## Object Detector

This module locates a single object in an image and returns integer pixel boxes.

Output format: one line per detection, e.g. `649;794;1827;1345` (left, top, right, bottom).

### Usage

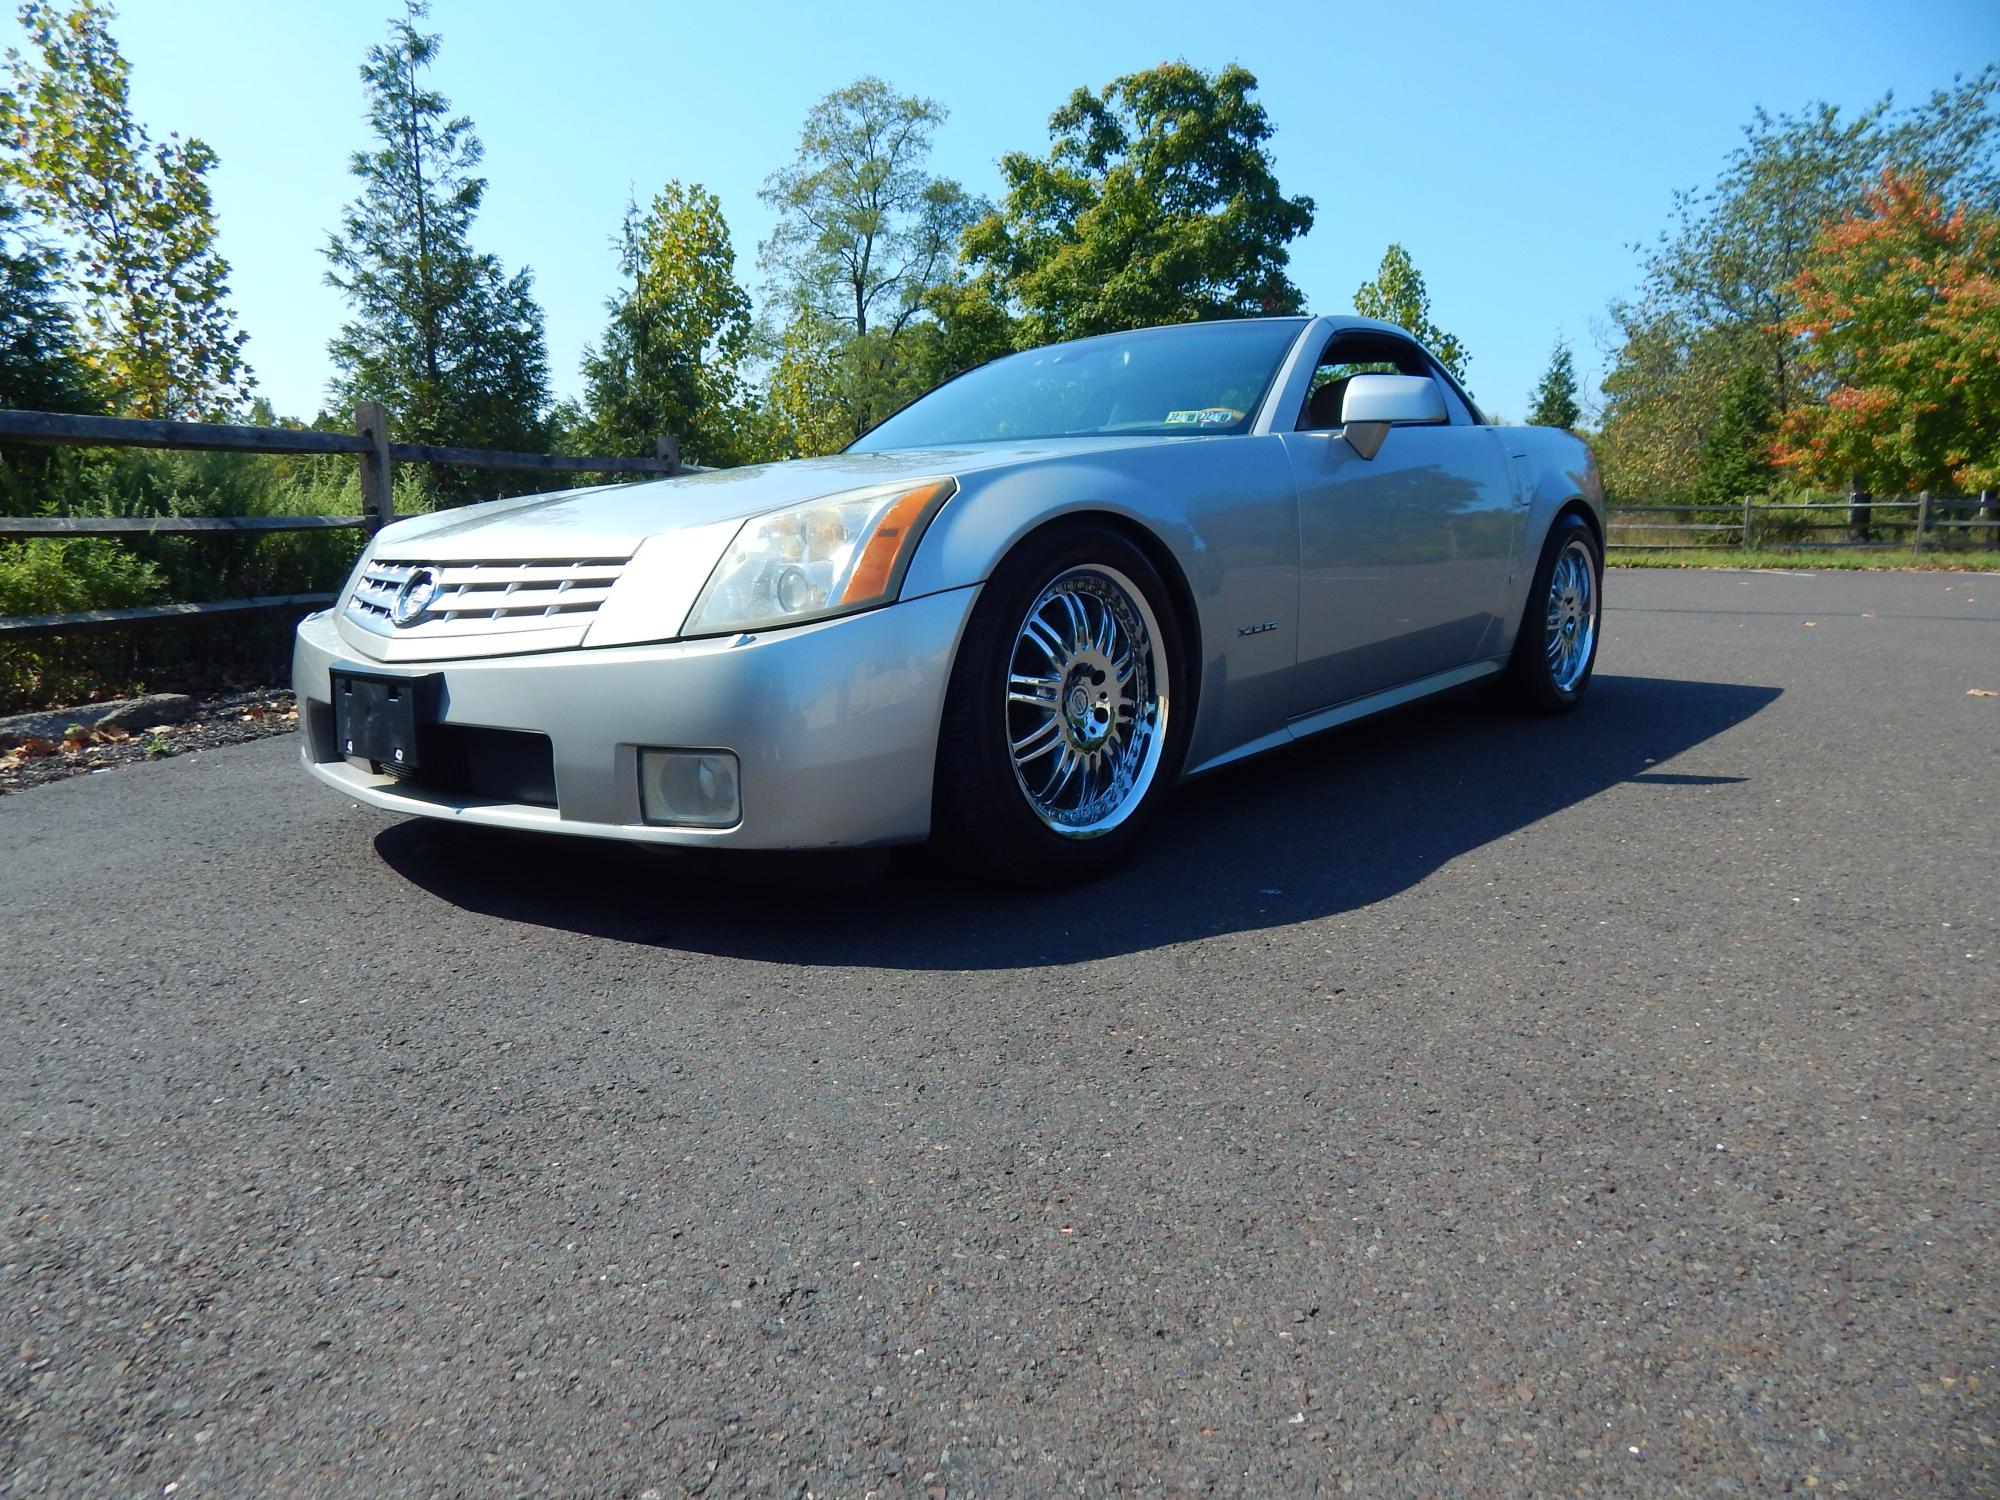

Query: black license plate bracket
331;671;440;771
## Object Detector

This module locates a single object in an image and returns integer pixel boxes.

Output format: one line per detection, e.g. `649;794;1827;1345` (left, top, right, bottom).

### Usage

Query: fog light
638;749;741;828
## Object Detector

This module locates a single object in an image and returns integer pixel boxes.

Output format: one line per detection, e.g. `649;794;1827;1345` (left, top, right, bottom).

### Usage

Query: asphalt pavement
2;568;1995;1497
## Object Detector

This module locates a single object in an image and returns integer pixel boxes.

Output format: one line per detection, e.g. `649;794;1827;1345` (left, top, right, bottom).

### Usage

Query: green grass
1611;547;2000;571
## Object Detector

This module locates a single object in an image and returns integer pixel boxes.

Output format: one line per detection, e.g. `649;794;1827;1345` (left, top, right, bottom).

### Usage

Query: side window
1295;332;1439;430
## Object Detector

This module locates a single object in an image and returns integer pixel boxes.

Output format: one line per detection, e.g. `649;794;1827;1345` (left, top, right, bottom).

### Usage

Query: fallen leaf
1802;620;1817;627
15;737;59;759
1970;688;1999;698
0;753;20;771
96;725;131;743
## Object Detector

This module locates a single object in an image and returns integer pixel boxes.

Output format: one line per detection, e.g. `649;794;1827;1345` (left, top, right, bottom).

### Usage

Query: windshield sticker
1164;407;1245;428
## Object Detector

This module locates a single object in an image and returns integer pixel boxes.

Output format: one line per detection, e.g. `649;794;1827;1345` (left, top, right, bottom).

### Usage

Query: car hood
370;438;1177;561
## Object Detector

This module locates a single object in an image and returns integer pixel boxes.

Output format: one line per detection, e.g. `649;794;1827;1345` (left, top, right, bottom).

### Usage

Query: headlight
682;478;956;636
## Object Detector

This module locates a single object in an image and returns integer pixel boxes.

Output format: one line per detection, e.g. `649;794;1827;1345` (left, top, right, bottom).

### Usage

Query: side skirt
1284;659;1503;743
1180;658;1503;779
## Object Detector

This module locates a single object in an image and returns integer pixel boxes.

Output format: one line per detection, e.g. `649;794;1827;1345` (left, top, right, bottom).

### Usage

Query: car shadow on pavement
373;673;1780;969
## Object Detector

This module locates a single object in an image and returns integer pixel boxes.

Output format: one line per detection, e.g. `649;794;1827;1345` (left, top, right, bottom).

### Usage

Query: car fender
900;435;1302;776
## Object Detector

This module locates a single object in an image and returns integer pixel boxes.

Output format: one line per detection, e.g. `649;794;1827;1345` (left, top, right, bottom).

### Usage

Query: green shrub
0;438;539;711
0;537;162;707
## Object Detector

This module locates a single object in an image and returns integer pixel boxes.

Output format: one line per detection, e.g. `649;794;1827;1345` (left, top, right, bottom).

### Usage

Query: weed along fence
1608;489;2000;554
0;404;682;640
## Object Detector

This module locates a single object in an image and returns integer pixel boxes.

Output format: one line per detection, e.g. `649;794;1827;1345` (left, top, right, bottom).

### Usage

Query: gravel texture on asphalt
0;569;1994;1497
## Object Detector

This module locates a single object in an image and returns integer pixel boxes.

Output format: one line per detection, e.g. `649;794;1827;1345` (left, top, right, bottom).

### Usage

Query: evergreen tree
1352;244;1469;384
323;1;549;470
1526;337;1580;430
1694;359;1777;509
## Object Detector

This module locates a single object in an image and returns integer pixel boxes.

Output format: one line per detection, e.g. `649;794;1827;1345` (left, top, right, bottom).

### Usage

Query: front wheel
1500;512;1602;713
934;525;1188;884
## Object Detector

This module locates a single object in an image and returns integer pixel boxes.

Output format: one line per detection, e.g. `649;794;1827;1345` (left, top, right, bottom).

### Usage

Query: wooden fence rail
0;403;682;640
1608;490;1999;553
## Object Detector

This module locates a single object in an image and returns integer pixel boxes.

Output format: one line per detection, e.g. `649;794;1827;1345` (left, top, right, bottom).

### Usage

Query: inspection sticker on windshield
1164;407;1243;427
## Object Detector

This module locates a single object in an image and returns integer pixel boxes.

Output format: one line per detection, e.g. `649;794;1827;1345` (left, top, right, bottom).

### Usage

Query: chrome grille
345;555;630;640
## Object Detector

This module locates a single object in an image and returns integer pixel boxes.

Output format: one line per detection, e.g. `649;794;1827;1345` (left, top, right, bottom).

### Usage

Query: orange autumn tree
1774;171;2000;495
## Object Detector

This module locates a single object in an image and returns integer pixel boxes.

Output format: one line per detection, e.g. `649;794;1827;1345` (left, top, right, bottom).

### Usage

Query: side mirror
1340;374;1447;460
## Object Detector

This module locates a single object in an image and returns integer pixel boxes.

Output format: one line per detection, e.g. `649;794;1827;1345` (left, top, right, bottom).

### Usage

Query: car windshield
848;318;1309;451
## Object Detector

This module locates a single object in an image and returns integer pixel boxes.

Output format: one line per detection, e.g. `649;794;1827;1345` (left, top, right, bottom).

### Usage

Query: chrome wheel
1544;537;1598;693
1004;564;1169;838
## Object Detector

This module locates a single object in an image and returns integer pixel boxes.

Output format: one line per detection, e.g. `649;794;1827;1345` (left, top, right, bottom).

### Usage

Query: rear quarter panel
1488;426;1605;659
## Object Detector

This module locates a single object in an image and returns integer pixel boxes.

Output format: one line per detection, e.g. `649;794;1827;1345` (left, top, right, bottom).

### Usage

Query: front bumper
292;586;980;848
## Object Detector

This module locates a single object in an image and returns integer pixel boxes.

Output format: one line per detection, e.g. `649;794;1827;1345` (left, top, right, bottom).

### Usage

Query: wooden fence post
1848;476;1871;543
355;402;393;532
1913;490;1929;556
1741;493;1754;551
1982;489;1997;551
654;434;681;476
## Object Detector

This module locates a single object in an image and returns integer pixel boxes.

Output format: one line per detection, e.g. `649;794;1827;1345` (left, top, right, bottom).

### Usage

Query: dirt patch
0;688;297;795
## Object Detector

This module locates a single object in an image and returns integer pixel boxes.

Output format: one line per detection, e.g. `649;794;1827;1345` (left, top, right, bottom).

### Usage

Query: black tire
1500;510;1602;714
934;523;1190;885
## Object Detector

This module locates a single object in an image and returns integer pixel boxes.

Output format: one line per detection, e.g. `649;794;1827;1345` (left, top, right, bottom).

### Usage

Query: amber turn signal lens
836;480;955;606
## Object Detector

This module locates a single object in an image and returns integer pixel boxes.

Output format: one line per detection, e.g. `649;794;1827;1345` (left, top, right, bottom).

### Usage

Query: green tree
759;77;982;341
324;1;549;468
1;0;251;417
1632;71;1997;414
0;187;97;412
579;181;752;467
742;276;1020;463
756;77;987;442
1597;69;1999;504
1351;244;1469;384
757;310;853;459
905;276;1016;387
1693;358;1777;507
1775;171;2000;494
1596;306;1764;506
963;62;1314;344
1526;337;1580;430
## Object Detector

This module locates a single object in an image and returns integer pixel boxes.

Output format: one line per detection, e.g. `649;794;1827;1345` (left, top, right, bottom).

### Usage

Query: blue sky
50;0;2000;426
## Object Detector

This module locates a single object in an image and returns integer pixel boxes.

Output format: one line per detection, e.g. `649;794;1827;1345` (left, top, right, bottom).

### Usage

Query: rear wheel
934;524;1188;884
1501;511;1601;713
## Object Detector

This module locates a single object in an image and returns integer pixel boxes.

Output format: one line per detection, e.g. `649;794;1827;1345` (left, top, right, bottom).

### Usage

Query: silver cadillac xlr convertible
294;315;1604;881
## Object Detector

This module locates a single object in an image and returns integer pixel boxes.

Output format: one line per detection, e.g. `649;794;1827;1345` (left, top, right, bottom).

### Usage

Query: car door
1279;332;1520;716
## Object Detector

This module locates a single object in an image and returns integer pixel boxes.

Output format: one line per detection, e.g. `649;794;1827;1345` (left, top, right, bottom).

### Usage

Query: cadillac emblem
391;567;441;627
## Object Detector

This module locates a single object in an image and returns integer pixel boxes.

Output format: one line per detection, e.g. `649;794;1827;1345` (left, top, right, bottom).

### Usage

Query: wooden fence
1609;490;2000;553
7;405;1996;641
0;404;681;639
